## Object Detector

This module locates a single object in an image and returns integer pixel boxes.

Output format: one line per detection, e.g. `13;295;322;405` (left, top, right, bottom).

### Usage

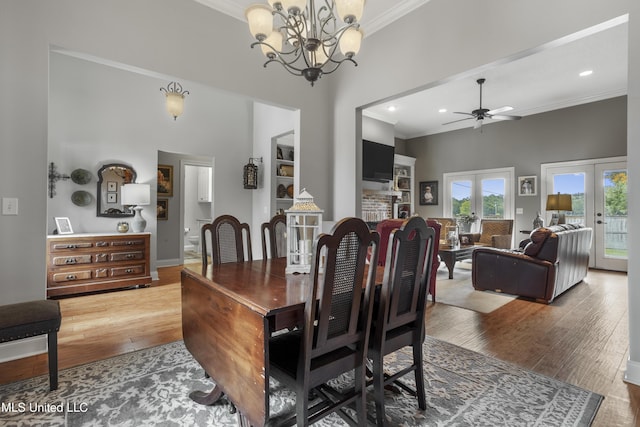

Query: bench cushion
0;300;61;343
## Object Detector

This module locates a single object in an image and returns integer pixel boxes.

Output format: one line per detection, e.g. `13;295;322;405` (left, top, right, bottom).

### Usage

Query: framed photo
419;181;438;205
107;181;117;192
157;165;173;197
54;217;74;234
107;192;117;203
157;198;169;220
518;176;537;196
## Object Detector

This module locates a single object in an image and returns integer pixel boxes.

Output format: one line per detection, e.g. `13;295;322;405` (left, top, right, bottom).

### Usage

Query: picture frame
518;175;537;196
157;164;174;197
157;198;169;220
107;192;117;203
107;181;117;192
54;217;74;234
419;181;438;205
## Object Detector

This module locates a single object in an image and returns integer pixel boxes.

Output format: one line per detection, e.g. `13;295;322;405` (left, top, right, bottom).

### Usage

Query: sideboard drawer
51;270;93;283
110;265;145;277
111;239;145;247
50;242;93;252
110;251;144;262
52;255;93;266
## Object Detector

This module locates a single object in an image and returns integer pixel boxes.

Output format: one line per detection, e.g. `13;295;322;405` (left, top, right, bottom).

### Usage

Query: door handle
597;220;607;224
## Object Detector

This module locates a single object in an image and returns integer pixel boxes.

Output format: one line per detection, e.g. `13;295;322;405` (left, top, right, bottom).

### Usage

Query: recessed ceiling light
438;108;447;113
579;70;593;77
387;105;397;112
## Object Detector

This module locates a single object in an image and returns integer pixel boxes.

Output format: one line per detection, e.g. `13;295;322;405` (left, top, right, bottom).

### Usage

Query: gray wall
406;96;627;237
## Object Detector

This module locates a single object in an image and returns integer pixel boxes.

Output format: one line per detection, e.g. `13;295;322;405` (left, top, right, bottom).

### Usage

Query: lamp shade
335;0;365;23
121;184;151;206
260;29;283;58
246;4;274;40
546;193;572;211
339;27;363;57
165;92;184;120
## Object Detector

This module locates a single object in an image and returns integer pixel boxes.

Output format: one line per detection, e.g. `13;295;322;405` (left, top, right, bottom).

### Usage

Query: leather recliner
472;224;592;303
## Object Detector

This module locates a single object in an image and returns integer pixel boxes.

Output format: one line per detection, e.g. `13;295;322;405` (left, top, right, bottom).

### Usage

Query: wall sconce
243;157;262;189
48;162;70;198
160;82;189;120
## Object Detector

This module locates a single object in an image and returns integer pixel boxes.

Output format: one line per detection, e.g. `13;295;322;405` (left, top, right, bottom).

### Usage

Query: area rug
431;261;517;313
0;337;602;426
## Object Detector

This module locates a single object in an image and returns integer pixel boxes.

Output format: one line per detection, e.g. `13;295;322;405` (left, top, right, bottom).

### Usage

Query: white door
542;157;627;272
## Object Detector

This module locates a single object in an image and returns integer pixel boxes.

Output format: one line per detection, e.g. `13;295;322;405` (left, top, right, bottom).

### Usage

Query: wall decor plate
71;168;92;185
71;190;93;206
286;184;294;198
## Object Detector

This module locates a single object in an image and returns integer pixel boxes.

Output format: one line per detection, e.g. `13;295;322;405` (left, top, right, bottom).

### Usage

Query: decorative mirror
96;163;137;217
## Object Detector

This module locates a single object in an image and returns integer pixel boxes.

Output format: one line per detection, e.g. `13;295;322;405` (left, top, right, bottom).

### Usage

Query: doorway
181;160;213;265
541;157;627;271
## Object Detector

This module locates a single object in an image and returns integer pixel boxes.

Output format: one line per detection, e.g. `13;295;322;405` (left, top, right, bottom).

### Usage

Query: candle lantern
285;189;323;274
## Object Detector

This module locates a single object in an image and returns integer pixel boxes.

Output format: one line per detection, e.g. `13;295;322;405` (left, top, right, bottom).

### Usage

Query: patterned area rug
431;261;517;313
0;337;601;426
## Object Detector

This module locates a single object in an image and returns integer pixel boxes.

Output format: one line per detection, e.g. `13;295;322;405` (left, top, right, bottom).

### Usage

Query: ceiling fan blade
452;111;475;116
487;106;513;115
490;114;522;121
442;117;473;126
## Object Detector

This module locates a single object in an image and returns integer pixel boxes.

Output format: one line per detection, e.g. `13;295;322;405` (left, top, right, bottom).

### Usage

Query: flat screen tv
362;140;394;182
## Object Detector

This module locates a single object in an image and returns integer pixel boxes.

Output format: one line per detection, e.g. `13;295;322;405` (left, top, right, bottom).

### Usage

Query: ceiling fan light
335;0;365;23
474;118;483;129
339;27;363;57
246;4;274;41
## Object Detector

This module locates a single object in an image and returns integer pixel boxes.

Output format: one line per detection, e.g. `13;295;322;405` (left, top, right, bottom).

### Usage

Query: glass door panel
551;172;586;225
451;179;472;217
481;178;505;219
595;162;627;271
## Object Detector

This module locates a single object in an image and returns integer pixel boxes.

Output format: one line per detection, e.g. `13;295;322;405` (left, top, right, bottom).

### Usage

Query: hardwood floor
0;264;637;426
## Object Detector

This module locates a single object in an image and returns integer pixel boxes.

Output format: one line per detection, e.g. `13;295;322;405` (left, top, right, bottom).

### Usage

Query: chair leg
413;343;426;410
372;354;386;426
296;384;309;427
47;331;58;391
355;365;367;426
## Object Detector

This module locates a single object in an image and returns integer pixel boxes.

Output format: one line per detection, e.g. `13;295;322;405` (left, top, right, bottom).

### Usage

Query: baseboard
0;336;47;363
624;358;640;386
156;259;181;268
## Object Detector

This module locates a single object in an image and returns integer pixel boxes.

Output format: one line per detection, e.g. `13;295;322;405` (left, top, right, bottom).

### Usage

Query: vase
533;212;544;229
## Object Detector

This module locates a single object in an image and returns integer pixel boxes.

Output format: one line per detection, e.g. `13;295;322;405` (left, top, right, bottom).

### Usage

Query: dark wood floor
0;264;637;426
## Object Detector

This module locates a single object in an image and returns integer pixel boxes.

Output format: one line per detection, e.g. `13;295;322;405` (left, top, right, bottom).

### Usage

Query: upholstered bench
0;300;62;390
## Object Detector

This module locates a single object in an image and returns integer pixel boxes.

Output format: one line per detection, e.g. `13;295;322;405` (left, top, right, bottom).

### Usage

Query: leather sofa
472;224;592;303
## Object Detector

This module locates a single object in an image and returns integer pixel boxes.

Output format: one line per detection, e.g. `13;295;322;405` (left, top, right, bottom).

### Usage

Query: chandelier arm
320;57;358;75
251;41;309;73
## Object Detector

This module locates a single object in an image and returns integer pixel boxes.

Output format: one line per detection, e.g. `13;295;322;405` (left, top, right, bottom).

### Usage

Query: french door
542;157;627;272
443;167;515;232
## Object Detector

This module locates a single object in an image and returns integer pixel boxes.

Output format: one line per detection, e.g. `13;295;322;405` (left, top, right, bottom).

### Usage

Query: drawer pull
66;258;77;264
125;268;133;274
96;241;109;247
66;274;77;280
66;244;77;249
126;254;134;259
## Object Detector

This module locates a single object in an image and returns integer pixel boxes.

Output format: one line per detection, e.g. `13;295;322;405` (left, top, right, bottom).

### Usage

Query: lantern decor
285;188;323;274
243;157;262;189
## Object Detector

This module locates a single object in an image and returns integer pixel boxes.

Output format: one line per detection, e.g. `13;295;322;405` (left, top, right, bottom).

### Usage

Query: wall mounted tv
362;140;395;182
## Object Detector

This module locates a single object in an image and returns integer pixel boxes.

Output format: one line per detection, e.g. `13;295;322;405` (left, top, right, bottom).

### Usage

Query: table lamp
546;192;572;224
121;183;151;232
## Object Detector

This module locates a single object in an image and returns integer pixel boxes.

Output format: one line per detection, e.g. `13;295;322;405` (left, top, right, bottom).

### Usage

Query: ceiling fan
443;78;522;129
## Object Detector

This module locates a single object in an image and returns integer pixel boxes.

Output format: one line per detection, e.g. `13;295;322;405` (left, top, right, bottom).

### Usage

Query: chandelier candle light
245;0;365;86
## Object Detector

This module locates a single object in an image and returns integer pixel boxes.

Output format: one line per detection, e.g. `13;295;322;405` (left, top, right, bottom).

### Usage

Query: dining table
181;257;384;427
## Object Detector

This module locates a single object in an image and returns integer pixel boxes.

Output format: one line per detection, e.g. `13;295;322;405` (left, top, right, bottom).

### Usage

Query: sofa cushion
524;228;552;257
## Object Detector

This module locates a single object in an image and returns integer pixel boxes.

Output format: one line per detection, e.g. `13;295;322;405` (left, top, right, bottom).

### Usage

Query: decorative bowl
71;190;93;206
71;168;92;185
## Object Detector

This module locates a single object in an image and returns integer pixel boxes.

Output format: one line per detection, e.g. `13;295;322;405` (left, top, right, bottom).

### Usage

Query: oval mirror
96;163;137;217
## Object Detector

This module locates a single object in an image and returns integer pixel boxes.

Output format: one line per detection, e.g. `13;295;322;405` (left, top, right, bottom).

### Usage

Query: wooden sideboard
46;233;152;297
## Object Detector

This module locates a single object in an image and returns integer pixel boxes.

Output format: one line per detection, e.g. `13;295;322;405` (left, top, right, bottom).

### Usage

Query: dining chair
268;217;380;427
368;216;436;426
201;215;252;275
260;214;287;259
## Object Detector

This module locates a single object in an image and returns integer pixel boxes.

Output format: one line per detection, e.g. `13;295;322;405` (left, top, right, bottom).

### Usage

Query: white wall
251;103;298;259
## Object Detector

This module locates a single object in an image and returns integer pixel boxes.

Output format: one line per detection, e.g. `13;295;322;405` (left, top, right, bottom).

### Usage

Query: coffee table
439;245;476;279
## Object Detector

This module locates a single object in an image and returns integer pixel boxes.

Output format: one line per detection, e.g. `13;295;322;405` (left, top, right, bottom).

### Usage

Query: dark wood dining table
181;258;384;427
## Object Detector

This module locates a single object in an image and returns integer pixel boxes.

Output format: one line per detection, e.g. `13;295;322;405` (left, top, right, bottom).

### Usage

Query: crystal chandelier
245;0;365;86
